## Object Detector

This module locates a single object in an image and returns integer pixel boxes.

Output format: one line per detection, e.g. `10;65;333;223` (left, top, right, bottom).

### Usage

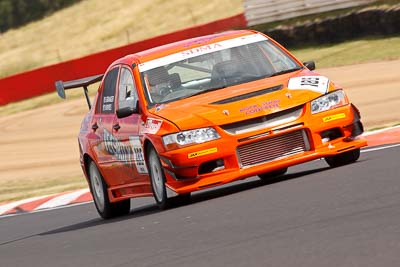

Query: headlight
163;127;220;150
311;90;348;114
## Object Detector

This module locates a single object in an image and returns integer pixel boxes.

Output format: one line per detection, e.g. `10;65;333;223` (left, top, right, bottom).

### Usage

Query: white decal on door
129;136;149;174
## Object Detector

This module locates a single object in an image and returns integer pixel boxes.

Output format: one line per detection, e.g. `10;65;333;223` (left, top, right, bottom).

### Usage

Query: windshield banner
138;34;268;72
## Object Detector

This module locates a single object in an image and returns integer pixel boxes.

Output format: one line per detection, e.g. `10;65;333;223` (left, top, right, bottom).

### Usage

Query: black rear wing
55;74;103;109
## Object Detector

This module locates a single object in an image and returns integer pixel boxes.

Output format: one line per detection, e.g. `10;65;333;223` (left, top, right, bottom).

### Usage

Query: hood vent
210;84;283;105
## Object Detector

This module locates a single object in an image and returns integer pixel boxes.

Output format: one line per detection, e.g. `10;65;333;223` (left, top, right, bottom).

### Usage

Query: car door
89;66;124;187
112;66;152;195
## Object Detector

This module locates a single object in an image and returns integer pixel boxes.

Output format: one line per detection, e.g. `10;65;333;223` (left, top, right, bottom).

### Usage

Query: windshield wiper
188;74;262;98
156;86;226;104
269;67;304;77
188;86;227;98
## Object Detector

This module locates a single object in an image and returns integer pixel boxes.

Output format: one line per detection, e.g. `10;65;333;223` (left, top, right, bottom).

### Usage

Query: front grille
221;105;303;135
237;129;310;168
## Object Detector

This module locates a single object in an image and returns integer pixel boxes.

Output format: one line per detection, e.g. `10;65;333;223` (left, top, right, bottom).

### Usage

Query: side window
118;67;138;109
101;67;119;114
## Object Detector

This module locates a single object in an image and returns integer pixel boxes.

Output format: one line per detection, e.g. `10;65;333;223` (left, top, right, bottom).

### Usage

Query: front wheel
147;148;191;209
147;148;170;210
88;161;130;219
324;148;360;168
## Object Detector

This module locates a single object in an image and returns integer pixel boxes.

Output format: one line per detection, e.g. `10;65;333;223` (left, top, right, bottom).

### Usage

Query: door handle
92;123;98;130
113;124;121;131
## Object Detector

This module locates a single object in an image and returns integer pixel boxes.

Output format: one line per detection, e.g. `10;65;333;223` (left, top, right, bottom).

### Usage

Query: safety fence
243;0;375;26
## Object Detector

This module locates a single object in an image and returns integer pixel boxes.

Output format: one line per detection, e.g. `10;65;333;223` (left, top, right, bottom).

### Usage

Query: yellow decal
323;113;346;122
188;148;218;159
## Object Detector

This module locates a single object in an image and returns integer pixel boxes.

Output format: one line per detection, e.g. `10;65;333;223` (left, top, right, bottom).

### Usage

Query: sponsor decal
104;129;133;162
182;36;218;47
129;136;148;174
102;96;114;112
181;43;223;56
103;130;148;174
138;34;268;72
240;100;280;115
323;113;346;122
188;147;218;159
143;118;163;134
288;76;329;94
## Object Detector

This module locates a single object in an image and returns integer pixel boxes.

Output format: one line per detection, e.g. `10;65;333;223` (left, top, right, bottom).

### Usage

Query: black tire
325;148;360;168
88;161;130;219
147;148;170;210
147;147;191;209
258;168;288;181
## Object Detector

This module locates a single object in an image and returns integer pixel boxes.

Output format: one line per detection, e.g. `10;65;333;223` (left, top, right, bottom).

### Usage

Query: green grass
0;176;87;204
0;0;243;79
291;35;400;68
0;82;99;116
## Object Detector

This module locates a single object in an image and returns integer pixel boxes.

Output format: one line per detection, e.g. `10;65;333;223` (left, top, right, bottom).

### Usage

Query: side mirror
116;100;138;118
303;61;316;71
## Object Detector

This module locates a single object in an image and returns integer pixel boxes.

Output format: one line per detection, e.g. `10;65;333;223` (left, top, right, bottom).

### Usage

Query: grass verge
0;82;99;116
0;0;243;79
292;35;400;68
0;176;87;204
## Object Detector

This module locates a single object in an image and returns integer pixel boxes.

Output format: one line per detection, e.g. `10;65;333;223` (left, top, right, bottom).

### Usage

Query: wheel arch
82;153;93;183
143;138;156;160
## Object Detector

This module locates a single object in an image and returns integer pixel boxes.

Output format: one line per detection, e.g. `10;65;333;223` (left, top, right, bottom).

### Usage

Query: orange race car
56;30;367;219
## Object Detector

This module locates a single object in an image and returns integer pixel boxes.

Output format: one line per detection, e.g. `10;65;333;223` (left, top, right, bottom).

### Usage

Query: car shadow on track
40;166;330;236
191;166;331;204
39;203;161;236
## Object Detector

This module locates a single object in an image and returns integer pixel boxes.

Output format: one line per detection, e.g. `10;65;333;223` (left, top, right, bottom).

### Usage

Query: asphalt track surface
1;145;399;267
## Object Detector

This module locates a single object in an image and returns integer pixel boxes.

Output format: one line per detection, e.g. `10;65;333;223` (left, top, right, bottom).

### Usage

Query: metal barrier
244;0;375;26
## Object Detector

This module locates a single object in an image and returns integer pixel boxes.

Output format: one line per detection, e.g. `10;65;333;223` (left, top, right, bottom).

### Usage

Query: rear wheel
258;168;288;181
325;148;360;168
88;161;130;219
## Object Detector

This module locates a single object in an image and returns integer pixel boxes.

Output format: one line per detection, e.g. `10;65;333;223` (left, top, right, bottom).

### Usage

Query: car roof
111;30;258;67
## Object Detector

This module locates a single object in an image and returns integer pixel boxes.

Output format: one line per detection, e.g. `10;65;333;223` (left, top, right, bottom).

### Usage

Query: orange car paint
72;30;367;203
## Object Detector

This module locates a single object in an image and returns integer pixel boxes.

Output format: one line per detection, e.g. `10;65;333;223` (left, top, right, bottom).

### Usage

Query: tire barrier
264;5;400;48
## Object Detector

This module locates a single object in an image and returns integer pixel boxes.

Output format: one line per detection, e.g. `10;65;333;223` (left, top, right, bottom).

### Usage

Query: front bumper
160;103;367;194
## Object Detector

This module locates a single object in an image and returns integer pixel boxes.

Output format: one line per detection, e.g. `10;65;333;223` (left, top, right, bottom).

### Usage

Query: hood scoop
210;84;283;105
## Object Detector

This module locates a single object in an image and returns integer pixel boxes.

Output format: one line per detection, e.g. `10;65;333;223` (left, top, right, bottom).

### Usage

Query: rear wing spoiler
55;74;103;109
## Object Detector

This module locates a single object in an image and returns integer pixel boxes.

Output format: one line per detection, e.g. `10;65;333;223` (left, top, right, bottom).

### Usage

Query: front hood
149;70;335;130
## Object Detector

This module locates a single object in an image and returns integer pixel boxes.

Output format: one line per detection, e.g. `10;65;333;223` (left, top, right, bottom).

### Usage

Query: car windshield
140;36;301;105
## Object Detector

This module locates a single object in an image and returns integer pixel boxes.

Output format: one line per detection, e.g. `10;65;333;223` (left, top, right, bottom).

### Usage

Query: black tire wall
262;5;400;47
